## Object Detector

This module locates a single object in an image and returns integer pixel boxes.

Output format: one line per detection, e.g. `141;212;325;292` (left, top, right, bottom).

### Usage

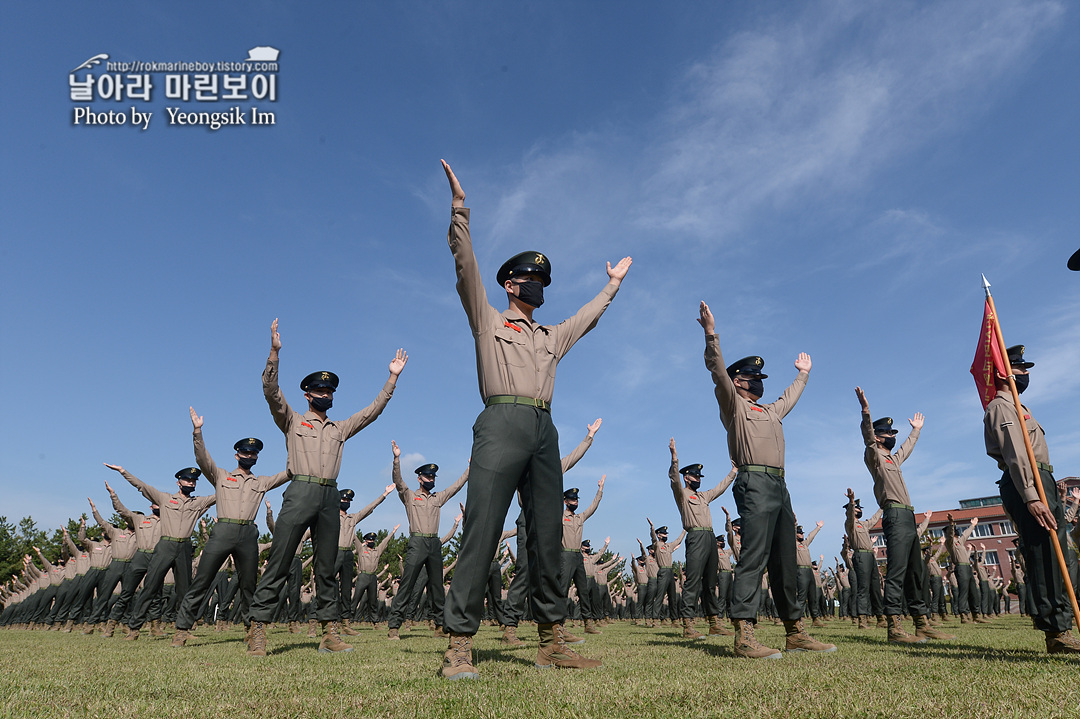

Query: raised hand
816;521;823;528
855;386;869;412
606;257;633;284
794;352;812;373
669;437;677;460
103;463;124;474
190;406;203;430
587;418;603;438
846;487;855;501
697;301;716;335
599;474;606;490
270;318;281;352
384;484;394;495
441;159;465;207
391;440;400;458
910;412;924;430
389;348;408;376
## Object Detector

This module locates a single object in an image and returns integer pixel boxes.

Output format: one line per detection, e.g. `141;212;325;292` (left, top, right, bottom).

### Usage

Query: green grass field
2;615;1078;719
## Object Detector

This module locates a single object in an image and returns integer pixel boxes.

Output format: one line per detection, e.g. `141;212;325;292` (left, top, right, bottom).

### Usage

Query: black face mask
340;503;351;513
365;541;376;549
855;510;863;519
238;456;257;470
180;485;194;496
1014;374;1030;394
310;395;333;412
744;378;764;398
566;502;578;512
881;436;896;451
420;479;435;492
151;508;160;517
687;479;701;491
515;280;545;308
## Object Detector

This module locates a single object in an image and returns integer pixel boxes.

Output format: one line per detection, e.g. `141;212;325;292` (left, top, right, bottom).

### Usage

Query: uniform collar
302;410;334;426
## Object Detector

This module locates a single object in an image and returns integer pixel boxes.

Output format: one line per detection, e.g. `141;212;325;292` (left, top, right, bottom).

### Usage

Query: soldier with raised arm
171;409;291;647
335;484;394;635
437;160;629;678
647;520;685;627
104;463;215;640
853;387;953;643
697;300;833;658
667;438;736;639
386;441;468;640
86;496;138;633
943;514;979;624
247;318;407;656
352;526;399;627
559;477;607;639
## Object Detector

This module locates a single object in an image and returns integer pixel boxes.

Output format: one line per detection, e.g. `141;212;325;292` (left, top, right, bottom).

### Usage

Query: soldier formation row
3;161;1078;679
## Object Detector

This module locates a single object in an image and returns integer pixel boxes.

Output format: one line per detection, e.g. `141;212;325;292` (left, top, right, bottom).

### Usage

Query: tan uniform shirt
561;487;603;550
703;334;807;468
448;207;619;404
845;504;882;552
669;463;735;530
927;545;945;578
193;428;291;522
945;522;976;564
632;561;648;585
393;457;468;535
725;515;742;562
795;525;821;566
111;492;162;551
354;533;394;574
338;492;390;547
651;527;686;568
984;389;1050;503
717;547;732;572
861;413;919;508
263;357;395;481
644;555;659;579
121;469;216;539
92;506;137;561
63;534;90;574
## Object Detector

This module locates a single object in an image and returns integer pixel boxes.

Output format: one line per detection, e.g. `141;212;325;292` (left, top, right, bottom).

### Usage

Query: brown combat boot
733;619;782;659
102;619;116;638
857;615;867;629
388;628;400;640
123;627;139;641
558;622;586;645
1045;630;1080;654
974;613;990;624
784;619;837;653
501;624;525;647
433;625;448;639
887;615;926;644
82;623;95;635
62;620;74;633
584;620;602;635
318;622;354;653
535;623;602;669
439;633;480;679
707;615;735;636
248;622;267;657
171;630;191;648
914;614;954;640
307;619;318;637
339;619;359;636
682;618;705;640
811;617;826;628
149;620;164;638
959;613;970;624
875;615;887;629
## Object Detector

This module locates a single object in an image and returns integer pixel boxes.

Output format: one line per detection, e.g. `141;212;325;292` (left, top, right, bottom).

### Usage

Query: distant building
867;477;1079;589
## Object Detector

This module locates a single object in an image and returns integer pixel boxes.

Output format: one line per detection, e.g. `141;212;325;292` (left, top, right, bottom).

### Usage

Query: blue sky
2;0;1078;568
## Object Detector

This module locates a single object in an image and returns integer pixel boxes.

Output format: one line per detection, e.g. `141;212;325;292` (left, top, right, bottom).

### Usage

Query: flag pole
982;274;1080;626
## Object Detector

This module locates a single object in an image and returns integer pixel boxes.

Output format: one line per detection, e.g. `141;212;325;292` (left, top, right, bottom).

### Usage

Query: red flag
970;299;1006;409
